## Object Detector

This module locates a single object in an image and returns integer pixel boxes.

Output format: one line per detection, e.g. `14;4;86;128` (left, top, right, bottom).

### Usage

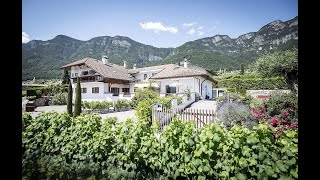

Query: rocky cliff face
22;16;298;80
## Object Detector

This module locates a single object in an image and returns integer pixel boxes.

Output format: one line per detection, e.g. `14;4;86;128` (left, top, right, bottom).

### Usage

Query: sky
22;0;298;48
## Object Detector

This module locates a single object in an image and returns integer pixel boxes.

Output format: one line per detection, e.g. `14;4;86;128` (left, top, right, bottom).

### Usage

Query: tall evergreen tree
74;77;81;117
240;64;244;75
67;81;73;116
62;70;70;84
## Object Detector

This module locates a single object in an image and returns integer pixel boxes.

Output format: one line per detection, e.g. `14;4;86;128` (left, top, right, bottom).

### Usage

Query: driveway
188;100;217;111
27;105;137;122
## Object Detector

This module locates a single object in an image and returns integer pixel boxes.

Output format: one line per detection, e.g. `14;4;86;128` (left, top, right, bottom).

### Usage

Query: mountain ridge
22;16;298;80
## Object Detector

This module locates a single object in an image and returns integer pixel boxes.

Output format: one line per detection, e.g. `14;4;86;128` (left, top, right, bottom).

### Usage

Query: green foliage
52;93;68;105
114;99;131;110
22;90;26;97
22;113;298;179
218;76;287;89
47;83;68;96
26;87;44;98
240;63;244;75
131;88;158;107
62;70;70;84
67;82;73;115
26;96;37;101
217;92;253;106
74;77;81;117
216;102;257;129
263;92;298;119
252;48;298;90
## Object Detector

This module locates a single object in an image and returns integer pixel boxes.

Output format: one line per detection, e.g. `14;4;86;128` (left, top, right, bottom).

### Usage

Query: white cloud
183;22;196;27
139;22;178;33
22;32;31;43
197;26;203;30
197;31;204;36
186;28;196;35
186;26;205;36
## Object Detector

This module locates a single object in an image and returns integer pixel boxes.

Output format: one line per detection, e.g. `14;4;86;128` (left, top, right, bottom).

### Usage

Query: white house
62;56;217;102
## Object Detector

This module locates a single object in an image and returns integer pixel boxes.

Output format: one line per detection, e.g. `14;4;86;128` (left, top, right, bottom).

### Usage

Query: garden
22;49;298;179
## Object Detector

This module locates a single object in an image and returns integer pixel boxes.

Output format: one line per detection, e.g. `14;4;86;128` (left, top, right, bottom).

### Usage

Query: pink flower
283;111;287;117
252;108;257;113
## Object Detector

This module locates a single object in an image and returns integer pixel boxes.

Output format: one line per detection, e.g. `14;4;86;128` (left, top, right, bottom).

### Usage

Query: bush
26;96;37;101
22;91;26;97
216;101;257;129
217;91;253;106
26;87;44;98
22;112;298;179
51;93;68;105
131;88;158;107
263;92;298;119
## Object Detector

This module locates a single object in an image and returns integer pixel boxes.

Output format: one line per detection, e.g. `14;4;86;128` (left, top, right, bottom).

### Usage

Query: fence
152;107;215;131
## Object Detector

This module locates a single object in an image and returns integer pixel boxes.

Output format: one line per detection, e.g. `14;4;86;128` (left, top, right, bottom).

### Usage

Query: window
71;73;74;77
92;87;99;93
111;87;119;96
166;85;176;93
82;71;88;75
122;88;130;95
144;74;147;80
152;73;157;77
75;73;78;77
81;88;87;93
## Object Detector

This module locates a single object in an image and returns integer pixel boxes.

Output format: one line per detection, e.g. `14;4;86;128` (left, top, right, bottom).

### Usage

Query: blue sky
22;0;297;48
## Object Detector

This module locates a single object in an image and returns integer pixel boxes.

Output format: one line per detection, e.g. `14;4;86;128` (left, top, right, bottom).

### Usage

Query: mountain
22;16;298;80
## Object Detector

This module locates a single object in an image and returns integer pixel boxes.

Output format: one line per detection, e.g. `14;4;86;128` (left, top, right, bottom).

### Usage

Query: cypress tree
240;64;244;75
74;77;81;117
62;70;70;84
67;81;73;116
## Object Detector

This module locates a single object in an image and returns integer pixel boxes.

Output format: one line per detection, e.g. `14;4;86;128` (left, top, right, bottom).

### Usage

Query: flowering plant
252;106;298;137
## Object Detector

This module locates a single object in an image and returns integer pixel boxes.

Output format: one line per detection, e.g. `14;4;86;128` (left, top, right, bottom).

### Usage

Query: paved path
27;105;137;122
188;100;217;111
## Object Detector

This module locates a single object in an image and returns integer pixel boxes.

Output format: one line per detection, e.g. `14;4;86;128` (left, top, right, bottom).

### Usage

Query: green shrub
227;88;236;92
52;93;68;105
22;112;298;179
22;91;26;97
26;87;44;98
217;92;253;106
263;92;298;119
131;88;158;107
26;96;37;101
216;102;257;129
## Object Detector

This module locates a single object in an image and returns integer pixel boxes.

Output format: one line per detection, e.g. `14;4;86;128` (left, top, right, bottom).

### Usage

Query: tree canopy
252;48;298;91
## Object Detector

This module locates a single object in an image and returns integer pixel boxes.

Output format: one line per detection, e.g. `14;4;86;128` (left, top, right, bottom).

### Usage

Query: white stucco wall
134;69;162;82
156;76;214;99
72;82;132;102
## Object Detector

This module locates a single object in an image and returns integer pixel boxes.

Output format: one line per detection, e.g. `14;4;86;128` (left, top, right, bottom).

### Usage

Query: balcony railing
71;75;103;83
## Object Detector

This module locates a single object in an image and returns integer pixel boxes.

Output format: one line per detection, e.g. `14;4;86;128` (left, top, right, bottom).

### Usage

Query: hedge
22;112;298;179
217;77;287;90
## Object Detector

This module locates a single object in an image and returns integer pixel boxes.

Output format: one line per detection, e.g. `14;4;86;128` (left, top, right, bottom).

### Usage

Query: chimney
133;64;136;69
102;55;108;64
183;58;188;68
123;61;127;69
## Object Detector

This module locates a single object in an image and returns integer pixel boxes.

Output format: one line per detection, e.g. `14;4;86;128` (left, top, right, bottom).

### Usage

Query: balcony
71;75;103;83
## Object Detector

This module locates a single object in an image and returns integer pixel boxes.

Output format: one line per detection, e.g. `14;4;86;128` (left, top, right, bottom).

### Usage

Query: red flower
283;111;287;117
271;118;278;127
259;106;265;111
